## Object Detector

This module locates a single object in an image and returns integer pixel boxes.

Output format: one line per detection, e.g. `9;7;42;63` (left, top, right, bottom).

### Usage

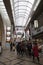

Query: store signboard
32;26;43;36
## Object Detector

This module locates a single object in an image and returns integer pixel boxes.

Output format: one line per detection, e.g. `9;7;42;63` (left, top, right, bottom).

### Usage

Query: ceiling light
7;32;11;35
6;37;10;41
7;27;11;30
7;37;10;40
34;20;38;28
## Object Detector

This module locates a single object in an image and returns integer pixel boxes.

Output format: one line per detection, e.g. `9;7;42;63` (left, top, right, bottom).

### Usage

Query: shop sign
32;26;43;35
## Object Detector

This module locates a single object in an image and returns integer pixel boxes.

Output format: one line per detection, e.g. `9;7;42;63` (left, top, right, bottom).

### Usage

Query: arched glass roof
13;0;35;27
10;0;41;38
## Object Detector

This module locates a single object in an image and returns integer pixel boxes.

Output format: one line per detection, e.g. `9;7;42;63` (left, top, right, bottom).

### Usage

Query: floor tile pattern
0;49;43;65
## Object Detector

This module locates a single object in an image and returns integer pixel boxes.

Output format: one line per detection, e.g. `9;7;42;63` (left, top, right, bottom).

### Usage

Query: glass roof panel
15;14;29;20
14;0;18;2
15;12;29;16
26;0;35;4
0;6;5;9
19;1;26;5
26;2;32;8
15;9;30;14
19;6;26;9
15;16;25;19
15;18;24;26
0;1;4;5
11;0;35;30
10;0;41;36
18;2;32;8
0;0;2;1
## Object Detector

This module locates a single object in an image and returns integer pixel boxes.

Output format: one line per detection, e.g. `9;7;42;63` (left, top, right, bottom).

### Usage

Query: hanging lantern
7;27;11;30
34;20;38;28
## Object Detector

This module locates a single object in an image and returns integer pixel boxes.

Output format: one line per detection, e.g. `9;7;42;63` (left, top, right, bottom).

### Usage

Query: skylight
10;0;35;27
10;0;41;38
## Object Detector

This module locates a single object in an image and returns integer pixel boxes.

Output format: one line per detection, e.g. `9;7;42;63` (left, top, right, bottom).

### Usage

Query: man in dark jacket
27;41;32;57
10;42;13;51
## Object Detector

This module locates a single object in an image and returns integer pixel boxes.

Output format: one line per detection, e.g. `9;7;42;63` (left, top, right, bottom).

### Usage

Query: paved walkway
0;49;43;65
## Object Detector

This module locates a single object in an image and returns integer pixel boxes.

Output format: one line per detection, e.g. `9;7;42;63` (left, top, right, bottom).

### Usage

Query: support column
29;23;32;41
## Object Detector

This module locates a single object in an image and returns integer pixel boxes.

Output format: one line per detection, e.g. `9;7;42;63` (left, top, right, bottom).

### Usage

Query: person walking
10;42;13;51
13;43;15;51
0;42;2;55
32;42;40;63
27;41;32;57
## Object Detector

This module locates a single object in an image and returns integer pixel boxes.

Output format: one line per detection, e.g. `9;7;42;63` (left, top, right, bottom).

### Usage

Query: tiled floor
0;49;43;65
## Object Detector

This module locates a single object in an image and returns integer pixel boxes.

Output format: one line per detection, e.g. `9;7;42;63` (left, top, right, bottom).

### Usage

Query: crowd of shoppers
10;40;42;63
0;39;42;64
16;40;40;63
10;41;15;51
